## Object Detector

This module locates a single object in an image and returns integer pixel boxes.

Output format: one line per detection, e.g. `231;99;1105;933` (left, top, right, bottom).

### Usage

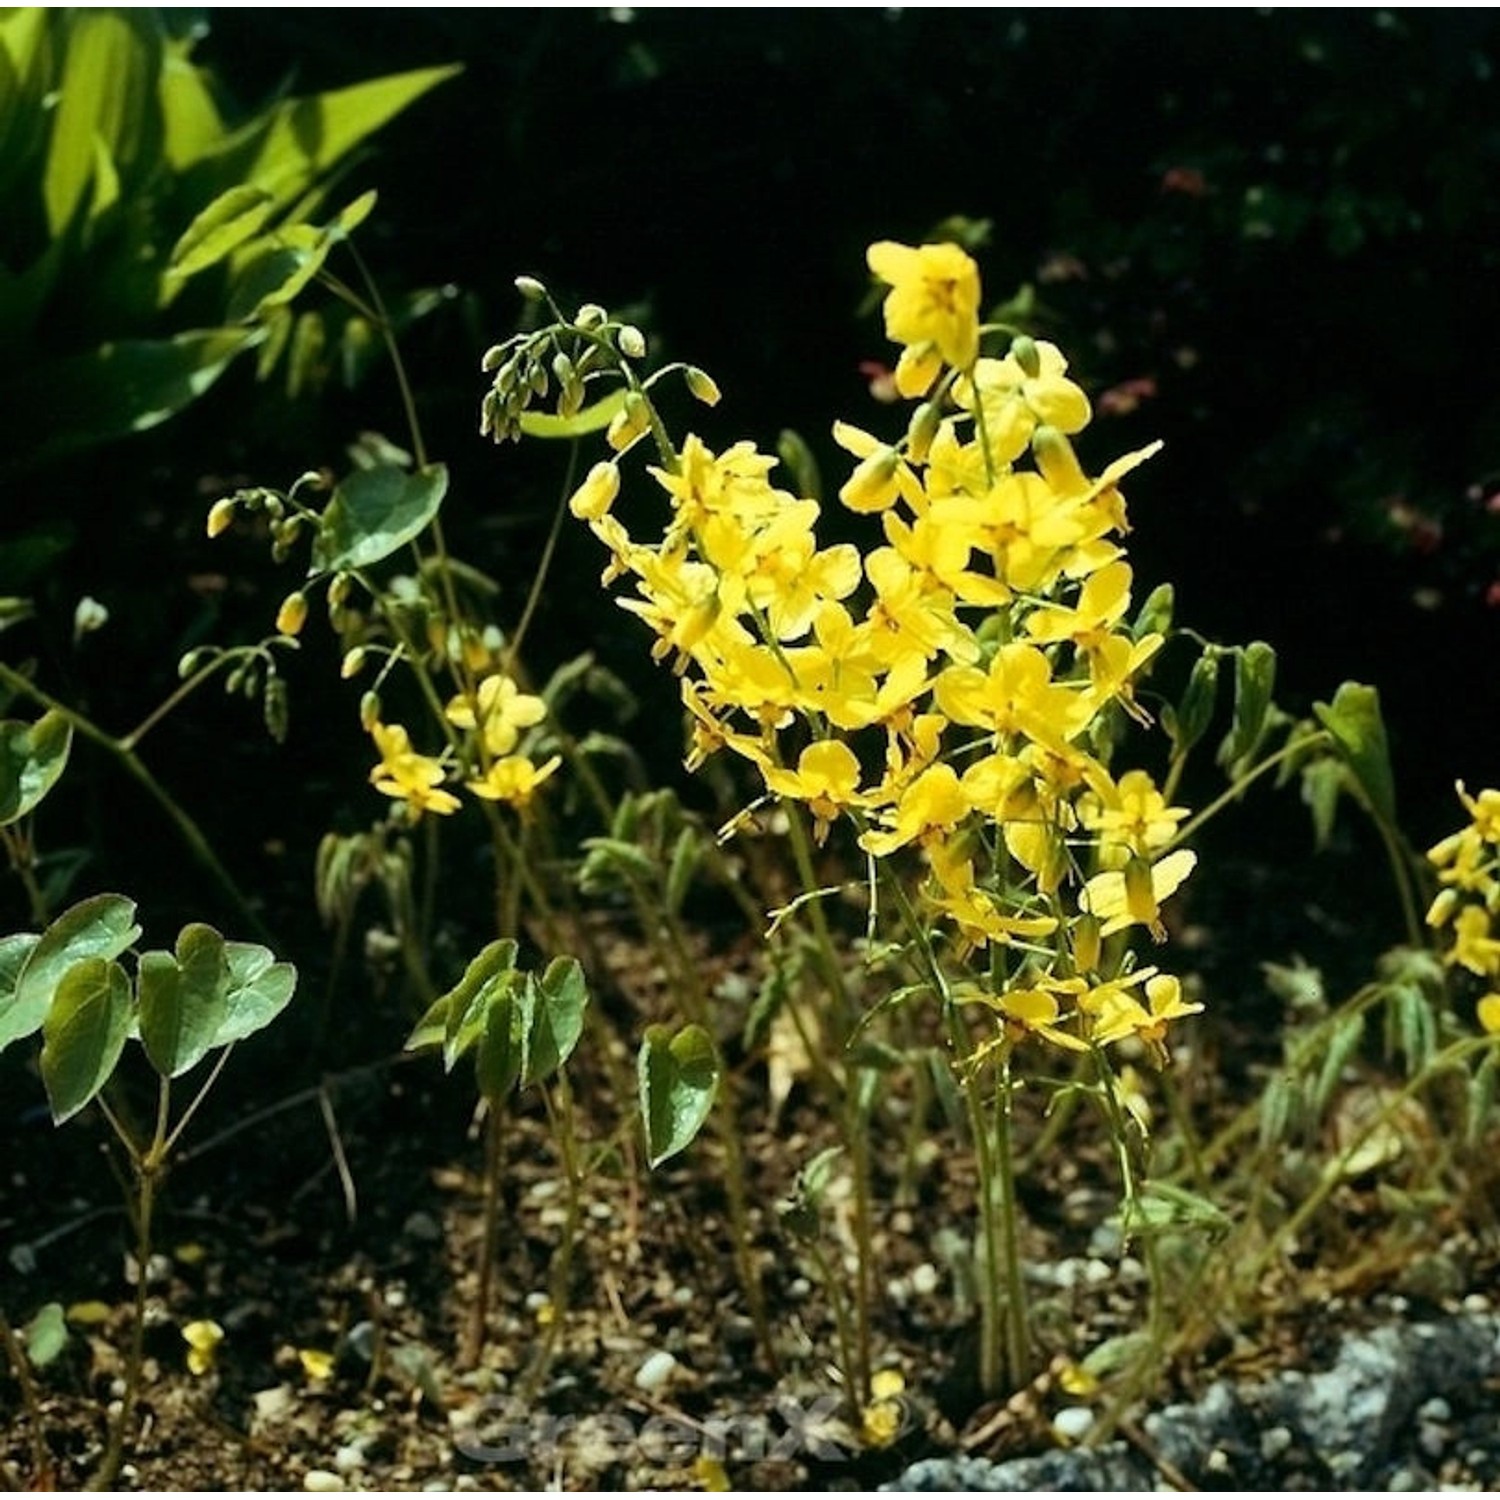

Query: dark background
11;8;1500;980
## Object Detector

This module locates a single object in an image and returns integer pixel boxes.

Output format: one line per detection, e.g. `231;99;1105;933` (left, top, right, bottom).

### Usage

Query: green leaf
24;1303;67;1369
517;389;627;439
0;710;73;826
638;1023;719;1169
404;993;450;1053
40;956;132;1123
474;987;523;1101
43;11;157;237
311;463;448;573
1169;651;1220;756
4;894;139;1054
166;184;277;281
158;36;224;170
137;923;230;1078
1300;755;1344;851
212;941;296;1047
1313;681;1396;824
245;66;460;212
225;225;331;323
439;939;518;1071
1219;640;1277;769
7;328;261;470
521;957;589;1087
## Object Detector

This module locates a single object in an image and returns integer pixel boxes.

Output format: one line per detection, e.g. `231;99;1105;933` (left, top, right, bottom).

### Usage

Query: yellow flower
369;722;461;819
866;240;981;371
1081;849;1197;939
861;1368;908;1447
466;753;561;808
763;740;866;841
446;673;547;756
1090;973;1203;1068
1447;905;1500;979
1082;769;1189;863
859;763;968;858
568;460;620;521
182;1319;224;1376
1478;994;1500;1034
298;1348;336;1382
982;986;1089;1053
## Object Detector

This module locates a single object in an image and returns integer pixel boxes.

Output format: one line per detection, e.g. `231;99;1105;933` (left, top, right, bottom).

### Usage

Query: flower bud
606;392;650;453
340;647;367;680
576;303;607;330
178;647;212;680
569;460;621;521
1073;912;1101;975
206;497;237;538
905;400;942;465
360;690;382;731
1011;334;1042;379
838;446;901;514
684;366;721;407
482;343;509;373
514;275;547;302
328;572;352;609
275;591;309;638
617;324;647;359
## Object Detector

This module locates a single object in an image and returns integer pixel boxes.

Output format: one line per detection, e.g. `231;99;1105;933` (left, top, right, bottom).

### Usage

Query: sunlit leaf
311;462;448;573
517;389;626;439
3;894;139;1054
137;923;230;1078
212;941;296;1047
1314;681;1396;823
521;957;589;1087
166;184;276;282
638;1023;719;1168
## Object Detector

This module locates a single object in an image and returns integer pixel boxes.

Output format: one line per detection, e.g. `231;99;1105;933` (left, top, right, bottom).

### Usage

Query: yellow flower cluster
365;669;558;820
569;240;1202;1061
1426;782;1500;1033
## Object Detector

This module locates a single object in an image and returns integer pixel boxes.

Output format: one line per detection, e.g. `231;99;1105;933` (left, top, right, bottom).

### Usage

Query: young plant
0;891;296;1487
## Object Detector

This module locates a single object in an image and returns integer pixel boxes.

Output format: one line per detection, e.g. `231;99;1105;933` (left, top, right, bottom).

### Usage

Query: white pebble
333;1445;366;1474
303;1471;346;1492
1260;1425;1294;1461
1052;1406;1094;1442
634;1350;678;1391
911;1263;939;1296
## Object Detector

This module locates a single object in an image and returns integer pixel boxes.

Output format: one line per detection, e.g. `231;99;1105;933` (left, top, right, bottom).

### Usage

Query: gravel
888;1312;1500;1491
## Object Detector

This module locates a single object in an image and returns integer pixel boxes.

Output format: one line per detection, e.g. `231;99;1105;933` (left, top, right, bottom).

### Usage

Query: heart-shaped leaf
311;462;448;573
1314;681;1396;824
212;941;296;1048
521;957;589;1087
0;710;73;826
441;939;518;1072
638;1023;719;1169
474;986;523;1102
138;923;231;1078
40;956;132;1123
4;894;139;1054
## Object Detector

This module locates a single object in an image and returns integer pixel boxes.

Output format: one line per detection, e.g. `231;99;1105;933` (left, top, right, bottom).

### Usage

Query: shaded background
10;8;1500;983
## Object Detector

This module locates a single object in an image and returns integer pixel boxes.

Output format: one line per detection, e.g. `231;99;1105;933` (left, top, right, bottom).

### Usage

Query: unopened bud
328;573;352;609
1124;854;1163;939
481;344;508;373
206;497;237;538
606;392;651;453
906;400;942;465
617;324;647;359
838;446;901;514
569;461;621;521
1073;913;1101;975
1011;334;1042;379
275;591;309;638
684;366;721;407
340;647;367;680
514;275;547;302
178;647;212;680
359;691;382;731
576;303;607;330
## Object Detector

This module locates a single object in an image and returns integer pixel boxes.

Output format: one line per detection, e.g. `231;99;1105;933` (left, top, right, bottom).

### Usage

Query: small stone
303;1470;345;1492
403;1211;442;1243
588;1201;612;1221
789;1277;811;1298
384;1285;407;1310
1084;1258;1112;1285
422;1484;451;1493
524;1291;551;1311
1206;1448;1231;1475
1260;1426;1294;1461
634;1350;678;1391
911;1263;939;1296
1419;1423;1447;1460
252;1384;294;1425
1052;1406;1094;1442
333;1445;366;1474
1461;1292;1491;1314
1419;1397;1452;1423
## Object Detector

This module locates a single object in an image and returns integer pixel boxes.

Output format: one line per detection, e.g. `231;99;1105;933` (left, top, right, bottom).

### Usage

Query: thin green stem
1164;733;1331;853
467;1103;504;1368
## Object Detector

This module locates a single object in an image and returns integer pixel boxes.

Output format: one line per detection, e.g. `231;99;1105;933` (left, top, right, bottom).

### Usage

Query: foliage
0;7;456;473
